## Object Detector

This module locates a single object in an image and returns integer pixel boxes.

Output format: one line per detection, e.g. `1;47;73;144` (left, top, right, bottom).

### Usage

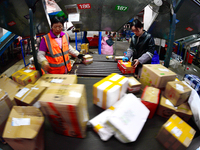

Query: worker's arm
68;44;79;57
37;51;50;72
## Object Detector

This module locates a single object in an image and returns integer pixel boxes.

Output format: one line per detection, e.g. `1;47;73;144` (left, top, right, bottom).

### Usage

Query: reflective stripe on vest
45;34;70;68
50;60;70;67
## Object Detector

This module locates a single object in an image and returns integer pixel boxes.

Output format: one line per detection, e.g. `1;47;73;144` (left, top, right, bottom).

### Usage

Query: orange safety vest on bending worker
43;33;71;74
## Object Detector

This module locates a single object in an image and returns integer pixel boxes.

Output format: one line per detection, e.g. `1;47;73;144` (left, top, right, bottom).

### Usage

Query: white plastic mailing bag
107;93;150;143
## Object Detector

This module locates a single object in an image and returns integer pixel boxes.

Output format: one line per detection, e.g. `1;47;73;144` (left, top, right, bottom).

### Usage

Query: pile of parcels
0;64;200;150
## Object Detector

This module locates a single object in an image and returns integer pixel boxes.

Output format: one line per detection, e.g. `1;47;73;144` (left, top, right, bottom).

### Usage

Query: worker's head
50;16;65;35
131;19;144;37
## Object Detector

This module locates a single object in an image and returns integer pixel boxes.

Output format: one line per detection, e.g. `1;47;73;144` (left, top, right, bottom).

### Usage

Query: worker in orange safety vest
37;16;84;74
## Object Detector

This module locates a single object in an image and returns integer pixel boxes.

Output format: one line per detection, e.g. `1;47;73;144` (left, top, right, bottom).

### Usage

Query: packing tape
94;124;103;133
165;116;194;143
21;85;38;102
93;73;125;109
67;105;83;138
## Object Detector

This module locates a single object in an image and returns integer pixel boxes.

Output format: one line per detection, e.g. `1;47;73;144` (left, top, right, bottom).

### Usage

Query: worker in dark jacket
122;19;155;77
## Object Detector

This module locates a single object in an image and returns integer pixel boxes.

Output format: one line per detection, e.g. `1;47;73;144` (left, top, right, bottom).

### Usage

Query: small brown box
164;81;192;107
157;95;192;122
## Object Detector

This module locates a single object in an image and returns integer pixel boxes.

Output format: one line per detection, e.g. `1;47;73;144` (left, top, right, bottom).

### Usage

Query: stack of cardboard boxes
0;63;198;149
139;64;195;149
0;68;89;149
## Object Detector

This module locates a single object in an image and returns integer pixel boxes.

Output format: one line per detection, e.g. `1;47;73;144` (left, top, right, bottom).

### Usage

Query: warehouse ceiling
0;0;200;42
55;0;151;31
0;0;50;37
148;0;200;40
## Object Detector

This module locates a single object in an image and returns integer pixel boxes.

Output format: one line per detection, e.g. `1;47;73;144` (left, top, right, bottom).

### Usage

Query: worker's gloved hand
42;60;50;72
122;57;129;62
78;54;85;59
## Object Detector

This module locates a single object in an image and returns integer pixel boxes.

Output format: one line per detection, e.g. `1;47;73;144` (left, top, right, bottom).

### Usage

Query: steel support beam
164;13;176;68
29;8;42;76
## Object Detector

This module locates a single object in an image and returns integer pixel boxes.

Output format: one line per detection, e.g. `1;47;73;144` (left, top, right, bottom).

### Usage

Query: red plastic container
186;52;194;64
87;37;99;46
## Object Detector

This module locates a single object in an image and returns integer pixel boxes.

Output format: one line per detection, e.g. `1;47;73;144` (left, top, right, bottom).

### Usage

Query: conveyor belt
88;54;116;62
70;54;131;77
71;61;133;77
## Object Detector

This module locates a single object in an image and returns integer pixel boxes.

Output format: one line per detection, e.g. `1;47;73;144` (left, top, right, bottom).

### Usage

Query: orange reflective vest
43;33;71;74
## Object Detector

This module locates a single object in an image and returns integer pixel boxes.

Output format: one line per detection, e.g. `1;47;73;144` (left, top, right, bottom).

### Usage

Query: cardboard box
39;84;89;138
0;89;13;137
156;114;196;150
117;60;135;74
107;93;150;143
3;106;44;150
127;77;141;93
140;64;177;89
93;73;128;109
164;81;192;106
81;43;89;53
0;74;24;104
157;96;193;122
34;74;77;87
141;86;161;119
12;68;40;86
82;54;93;65
14;84;46;107
80;49;86;54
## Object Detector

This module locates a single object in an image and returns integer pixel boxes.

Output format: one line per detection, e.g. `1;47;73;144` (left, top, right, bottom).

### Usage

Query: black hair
50;16;65;27
130;19;143;29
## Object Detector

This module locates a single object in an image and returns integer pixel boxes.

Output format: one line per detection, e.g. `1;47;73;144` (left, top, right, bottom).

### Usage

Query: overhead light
65;4;79;14
193;0;200;7
153;0;163;6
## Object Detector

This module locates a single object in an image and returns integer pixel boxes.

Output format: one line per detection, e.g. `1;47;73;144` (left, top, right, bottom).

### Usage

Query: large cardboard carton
3;106;44;150
164;81;192;106
34;74;77;87
0;89;13;137
127;77;141;93
156;114;196;150
0;74;24;104
140;64;177;89
93;73;128;109
12;68;40;86
157;96;192;122
141;86;161;119
14;84;46;107
117;60;135;74
39;84;89;138
107;93;150;143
